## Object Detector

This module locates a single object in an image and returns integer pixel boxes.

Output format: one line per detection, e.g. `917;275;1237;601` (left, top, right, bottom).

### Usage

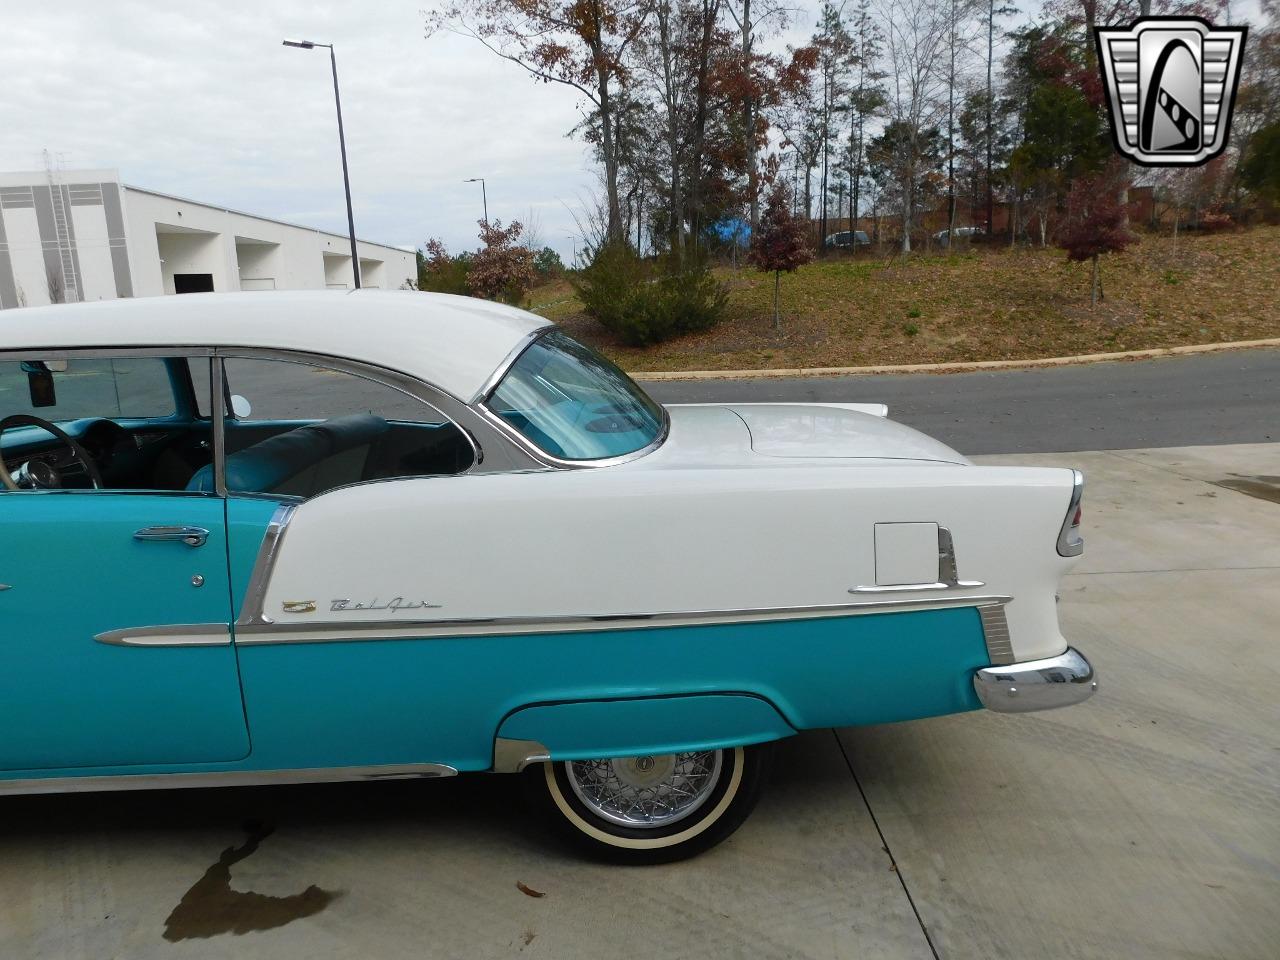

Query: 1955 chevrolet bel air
0;290;1095;862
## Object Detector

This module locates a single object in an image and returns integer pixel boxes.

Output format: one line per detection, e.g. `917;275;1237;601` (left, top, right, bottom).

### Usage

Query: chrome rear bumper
974;647;1096;713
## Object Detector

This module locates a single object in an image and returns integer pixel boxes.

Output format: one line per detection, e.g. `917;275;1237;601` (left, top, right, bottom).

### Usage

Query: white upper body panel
0;291;548;402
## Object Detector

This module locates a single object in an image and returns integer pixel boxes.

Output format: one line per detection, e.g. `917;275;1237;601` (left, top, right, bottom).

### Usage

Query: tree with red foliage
1059;164;1136;306
468;220;537;303
748;183;814;328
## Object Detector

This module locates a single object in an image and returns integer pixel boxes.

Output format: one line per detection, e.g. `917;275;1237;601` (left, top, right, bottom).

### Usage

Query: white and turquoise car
0;291;1095;862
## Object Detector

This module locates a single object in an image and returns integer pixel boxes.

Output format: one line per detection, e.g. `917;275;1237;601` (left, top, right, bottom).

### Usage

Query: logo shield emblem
1096;17;1247;166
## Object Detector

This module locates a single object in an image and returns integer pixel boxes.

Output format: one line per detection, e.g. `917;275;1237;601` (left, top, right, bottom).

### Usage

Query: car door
0;353;249;772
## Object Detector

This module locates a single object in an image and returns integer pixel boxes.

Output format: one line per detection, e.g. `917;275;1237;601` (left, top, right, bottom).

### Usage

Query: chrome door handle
133;525;210;547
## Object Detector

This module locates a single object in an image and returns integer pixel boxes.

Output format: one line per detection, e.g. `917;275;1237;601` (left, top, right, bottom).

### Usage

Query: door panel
0;493;249;770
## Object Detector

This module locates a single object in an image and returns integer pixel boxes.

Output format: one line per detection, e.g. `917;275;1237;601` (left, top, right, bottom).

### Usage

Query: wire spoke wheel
530;743;772;863
565;752;723;829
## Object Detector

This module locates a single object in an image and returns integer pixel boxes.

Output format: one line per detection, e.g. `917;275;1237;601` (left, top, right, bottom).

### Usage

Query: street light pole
284;38;361;289
465;178;488;225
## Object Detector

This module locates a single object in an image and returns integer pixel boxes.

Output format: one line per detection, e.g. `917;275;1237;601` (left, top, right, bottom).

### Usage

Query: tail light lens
1057;470;1085;557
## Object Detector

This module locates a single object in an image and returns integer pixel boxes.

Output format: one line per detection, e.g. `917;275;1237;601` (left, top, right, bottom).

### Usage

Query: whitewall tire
526;744;771;864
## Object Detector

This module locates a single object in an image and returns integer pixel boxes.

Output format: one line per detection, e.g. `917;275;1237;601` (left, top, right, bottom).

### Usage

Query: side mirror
230;395;252;418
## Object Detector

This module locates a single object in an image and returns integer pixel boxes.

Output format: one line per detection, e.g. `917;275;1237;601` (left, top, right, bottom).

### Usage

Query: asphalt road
644;348;1280;455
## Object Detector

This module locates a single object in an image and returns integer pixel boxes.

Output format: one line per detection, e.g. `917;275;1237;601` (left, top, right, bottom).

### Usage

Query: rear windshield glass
486;330;665;461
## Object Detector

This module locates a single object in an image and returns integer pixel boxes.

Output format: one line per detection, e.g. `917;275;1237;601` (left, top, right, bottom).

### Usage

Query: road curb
627;337;1280;381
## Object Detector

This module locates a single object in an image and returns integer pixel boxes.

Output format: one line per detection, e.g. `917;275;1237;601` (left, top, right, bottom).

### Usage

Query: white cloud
2;0;1264;262
1;0;596;258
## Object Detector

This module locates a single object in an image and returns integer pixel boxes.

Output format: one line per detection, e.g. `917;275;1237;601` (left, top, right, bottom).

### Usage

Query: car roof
0;290;552;401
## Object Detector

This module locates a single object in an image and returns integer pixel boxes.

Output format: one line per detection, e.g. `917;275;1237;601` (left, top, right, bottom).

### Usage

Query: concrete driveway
1;442;1277;959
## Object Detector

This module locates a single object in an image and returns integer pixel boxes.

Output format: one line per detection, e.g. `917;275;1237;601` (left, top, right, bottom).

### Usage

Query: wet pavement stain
1213;474;1280;505
162;821;341;941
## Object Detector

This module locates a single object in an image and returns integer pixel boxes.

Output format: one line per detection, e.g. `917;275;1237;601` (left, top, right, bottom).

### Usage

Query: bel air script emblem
1096;17;1247;166
329;597;443;613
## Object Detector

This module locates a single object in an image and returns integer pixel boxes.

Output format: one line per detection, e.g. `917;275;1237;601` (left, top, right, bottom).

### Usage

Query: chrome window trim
214;347;484;476
473;401;672;471
0;763;458;797
0;346;219;361
235;501;299;627
1057;469;1085;557
469;323;556;405
211;355;228;496
0;347;222;498
230;594;1013;646
474;327;672;470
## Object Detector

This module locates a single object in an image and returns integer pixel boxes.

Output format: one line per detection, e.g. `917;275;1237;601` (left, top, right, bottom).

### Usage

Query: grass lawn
526;225;1280;372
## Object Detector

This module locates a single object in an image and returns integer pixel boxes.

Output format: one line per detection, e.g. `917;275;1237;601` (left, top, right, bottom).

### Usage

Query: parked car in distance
823;230;870;249
933;226;985;247
0;291;1096;863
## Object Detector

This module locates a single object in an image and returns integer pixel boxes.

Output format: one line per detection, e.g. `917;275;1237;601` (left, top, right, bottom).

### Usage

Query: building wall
0;169;416;309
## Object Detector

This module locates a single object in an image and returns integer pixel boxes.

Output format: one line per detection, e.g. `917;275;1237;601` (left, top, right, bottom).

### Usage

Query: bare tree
943;0;981;237
724;0;794;228
880;0;949;253
426;0;652;243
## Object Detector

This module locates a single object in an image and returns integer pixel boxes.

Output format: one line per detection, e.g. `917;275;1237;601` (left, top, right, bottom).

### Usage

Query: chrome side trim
235;501;299;627
978;604;1016;666
492;737;552;774
470;324;555;405
1057;469;1085;557
232;594;1013;645
0;763;458;797
853;524;984;594
850;581;985;594
974;646;1096;713
94;623;232;647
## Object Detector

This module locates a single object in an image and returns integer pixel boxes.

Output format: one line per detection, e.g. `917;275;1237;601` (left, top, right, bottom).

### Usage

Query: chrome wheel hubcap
565;751;723;828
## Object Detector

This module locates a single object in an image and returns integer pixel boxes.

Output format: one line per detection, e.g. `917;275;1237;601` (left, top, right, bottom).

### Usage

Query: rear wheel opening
526;744;771;864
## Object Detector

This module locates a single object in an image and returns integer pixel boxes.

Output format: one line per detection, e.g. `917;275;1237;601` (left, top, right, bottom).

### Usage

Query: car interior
0;356;475;498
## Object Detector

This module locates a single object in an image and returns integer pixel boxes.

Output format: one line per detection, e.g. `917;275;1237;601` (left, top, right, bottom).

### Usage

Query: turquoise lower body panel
498;694;797;760
0;606;989;782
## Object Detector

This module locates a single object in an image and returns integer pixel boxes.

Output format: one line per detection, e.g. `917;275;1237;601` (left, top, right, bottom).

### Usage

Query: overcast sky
0;0;1263;263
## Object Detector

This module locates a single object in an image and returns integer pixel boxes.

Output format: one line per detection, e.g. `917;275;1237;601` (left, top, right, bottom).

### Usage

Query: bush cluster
572;243;727;346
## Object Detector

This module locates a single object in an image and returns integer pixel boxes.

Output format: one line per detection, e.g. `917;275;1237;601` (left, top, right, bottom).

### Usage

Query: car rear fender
492;694;796;771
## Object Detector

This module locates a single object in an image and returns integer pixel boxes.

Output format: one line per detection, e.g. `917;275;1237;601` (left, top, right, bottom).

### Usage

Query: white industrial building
0;169;416;310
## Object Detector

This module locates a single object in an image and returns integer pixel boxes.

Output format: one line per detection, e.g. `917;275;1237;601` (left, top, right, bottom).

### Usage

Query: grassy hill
528;225;1280;372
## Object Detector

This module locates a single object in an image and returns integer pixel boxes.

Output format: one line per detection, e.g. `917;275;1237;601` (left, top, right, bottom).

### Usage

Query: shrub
468;220;537;304
572;243;727;346
533;246;566;279
418;239;470;296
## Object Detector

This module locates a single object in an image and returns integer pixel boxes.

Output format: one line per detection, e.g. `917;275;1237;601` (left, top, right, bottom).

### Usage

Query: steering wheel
0;415;104;491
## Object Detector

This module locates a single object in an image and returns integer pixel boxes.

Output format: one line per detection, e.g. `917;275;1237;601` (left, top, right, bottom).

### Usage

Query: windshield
486;330;665;461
